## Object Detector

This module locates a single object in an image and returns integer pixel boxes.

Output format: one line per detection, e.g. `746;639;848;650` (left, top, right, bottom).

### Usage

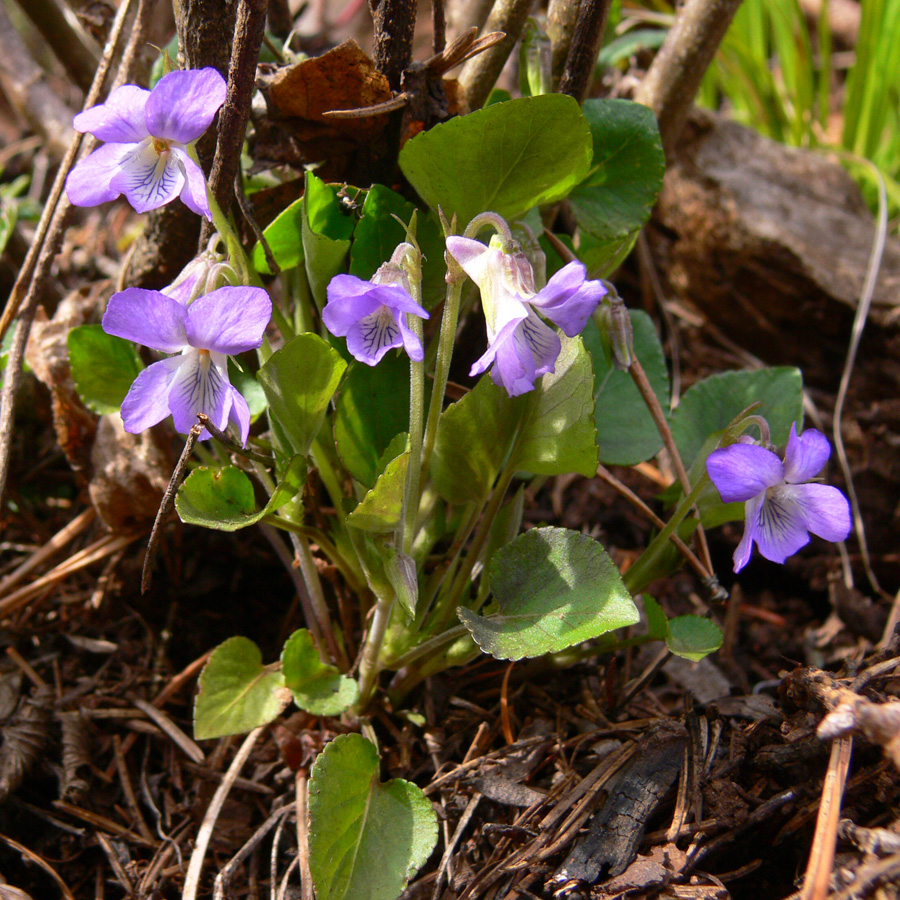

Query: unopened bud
594;283;633;370
519;18;552;97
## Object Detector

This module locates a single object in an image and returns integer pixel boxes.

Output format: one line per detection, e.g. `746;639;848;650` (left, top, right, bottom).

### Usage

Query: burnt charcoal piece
552;720;687;887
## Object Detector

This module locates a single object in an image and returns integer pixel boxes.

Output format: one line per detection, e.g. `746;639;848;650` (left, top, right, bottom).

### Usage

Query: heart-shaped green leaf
584;309;670;465
194;637;290;740
251;195;304;274
281;630;358;715
258;333;347;458
68;325;143;415
669;367;803;469
347;450;409;532
666;616;724;662
399;94;592;228
335;353;411;487
308;733;438;900
514;336;599;477
458;527;639;660
175;457;306;531
431;376;518;504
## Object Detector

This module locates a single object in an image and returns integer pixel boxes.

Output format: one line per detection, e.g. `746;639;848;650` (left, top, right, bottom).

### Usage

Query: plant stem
290;532;346;668
421;277;463;480
629;353;714;577
439;462;517;624
400;311;426;557
356;586;395;708
623;473;710;593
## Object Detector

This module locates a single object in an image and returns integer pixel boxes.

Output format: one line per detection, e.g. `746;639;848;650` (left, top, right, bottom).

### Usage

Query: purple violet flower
706;424;852;572
102;286;271;444
66;68;227;219
446;235;607;397
323;244;429;365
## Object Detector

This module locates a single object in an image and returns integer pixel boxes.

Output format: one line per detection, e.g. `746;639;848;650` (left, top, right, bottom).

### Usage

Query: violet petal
65;142;133;207
144;68;227;144
110;141;184;213
103;288;188;353
782;424;831;483
185;287;271;355
228;385;252;446
706;443;784;503
171;147;212;219
345;308;402;365
751;487;811;564
790;483;852;542
72;85;150;143
732;492;764;572
120;356;183;433
167;349;232;435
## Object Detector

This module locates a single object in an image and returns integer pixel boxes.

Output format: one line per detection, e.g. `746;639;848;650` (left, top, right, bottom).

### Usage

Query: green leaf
569;99;665;274
665;616;724;661
302;172;354;308
194;637;290;740
399;94;592;228
281;630;358;715
175;457;306;531
228;360;268;420
350;185;446;309
251;195;304;274
67;325;143;415
258;333;347;458
431;376;518;504
308;733;438;900
334;353;410;487
643;595;668;641
570;99;665;236
669;367;803;469
584;310;670;465
514;336;599;477
458;527;639;660
347;451;409;532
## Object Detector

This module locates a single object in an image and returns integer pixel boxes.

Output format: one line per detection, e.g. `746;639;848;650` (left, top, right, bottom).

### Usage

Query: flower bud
519;18;552;97
594;285;633;371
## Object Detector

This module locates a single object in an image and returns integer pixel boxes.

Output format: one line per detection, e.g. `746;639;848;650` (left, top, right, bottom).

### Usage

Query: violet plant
66;71;853;900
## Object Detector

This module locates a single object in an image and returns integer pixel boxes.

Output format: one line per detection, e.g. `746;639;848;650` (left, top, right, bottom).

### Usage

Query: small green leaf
302;172;354;308
67;325;143;415
643;595;668;641
399;94;592;228
569;99;665;273
175;457;306;531
228;360;268;420
431;376;518;504
669;367;803;469
258;333;347;458
335;354;410;487
281;630;358;715
194;637;290;740
458;527;639;660
583;310;670;465
665;616;724;661
514;336;599;477
308;734;438;900
251;194;304;274
347;451;409;532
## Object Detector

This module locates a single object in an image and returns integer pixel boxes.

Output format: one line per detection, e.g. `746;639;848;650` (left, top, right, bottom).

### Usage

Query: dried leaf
0;685;54;803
